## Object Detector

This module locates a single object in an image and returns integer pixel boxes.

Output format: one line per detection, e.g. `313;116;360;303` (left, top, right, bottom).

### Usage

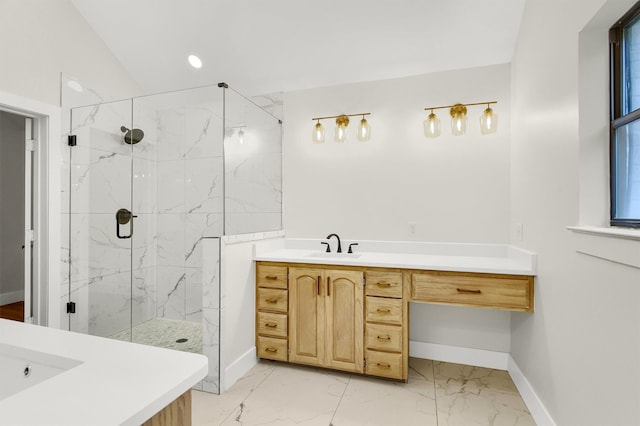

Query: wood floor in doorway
0;301;24;322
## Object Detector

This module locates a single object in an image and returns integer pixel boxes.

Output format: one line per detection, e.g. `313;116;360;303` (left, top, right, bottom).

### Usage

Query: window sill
567;225;640;269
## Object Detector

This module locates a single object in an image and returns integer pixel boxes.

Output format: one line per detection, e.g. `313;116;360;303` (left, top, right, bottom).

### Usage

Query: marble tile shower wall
154;105;223;324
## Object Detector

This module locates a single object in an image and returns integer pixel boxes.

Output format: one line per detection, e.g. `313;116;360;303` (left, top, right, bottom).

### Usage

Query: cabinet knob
265;322;278;328
265;297;278;303
376;308;391;313
377;282;392;288
376;362;391;369
265;275;278;280
377;335;391;341
265;347;278;353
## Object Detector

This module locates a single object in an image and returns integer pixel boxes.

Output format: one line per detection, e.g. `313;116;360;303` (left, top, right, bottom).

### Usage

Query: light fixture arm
423;101;497;112
311;112;371;121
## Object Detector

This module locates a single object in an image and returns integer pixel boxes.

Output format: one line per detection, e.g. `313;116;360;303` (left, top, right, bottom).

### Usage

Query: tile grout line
328;374;352;426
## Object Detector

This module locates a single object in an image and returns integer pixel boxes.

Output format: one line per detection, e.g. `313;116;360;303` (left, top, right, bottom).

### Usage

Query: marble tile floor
109;317;202;353
192;358;535;426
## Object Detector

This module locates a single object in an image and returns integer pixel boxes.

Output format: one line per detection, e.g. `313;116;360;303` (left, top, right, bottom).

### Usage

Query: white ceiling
71;0;525;97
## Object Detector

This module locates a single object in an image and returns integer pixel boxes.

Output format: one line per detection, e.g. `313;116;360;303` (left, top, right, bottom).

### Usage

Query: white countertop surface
254;239;536;275
0;319;208;426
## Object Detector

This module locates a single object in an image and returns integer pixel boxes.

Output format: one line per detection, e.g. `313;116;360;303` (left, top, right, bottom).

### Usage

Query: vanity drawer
365;271;403;298
366;297;402;325
365;350;403;379
257;312;288;338
411;271;534;312
366;323;402;352
257;336;288;361
257;288;288;313
257;264;288;289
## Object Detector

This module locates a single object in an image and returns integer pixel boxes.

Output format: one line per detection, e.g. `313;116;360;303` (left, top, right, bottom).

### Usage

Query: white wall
510;0;640;424
283;64;513;353
0;111;25;302
0;0;140;106
283;64;511;244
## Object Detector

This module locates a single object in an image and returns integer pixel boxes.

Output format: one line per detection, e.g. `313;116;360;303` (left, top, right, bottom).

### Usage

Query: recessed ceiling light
67;80;83;93
188;54;202;69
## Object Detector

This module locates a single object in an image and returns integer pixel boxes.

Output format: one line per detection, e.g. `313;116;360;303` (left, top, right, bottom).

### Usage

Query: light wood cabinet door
289;267;325;367
325;270;364;374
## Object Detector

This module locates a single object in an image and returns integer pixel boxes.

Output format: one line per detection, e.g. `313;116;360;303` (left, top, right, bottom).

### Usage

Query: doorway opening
0;111;33;323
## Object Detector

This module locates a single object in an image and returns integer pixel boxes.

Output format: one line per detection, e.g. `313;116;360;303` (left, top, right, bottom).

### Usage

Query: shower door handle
116;208;137;239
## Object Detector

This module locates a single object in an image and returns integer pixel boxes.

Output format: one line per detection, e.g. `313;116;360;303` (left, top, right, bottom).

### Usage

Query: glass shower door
67;99;134;338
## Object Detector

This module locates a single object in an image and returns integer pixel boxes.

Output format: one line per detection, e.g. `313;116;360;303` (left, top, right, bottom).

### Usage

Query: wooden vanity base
142;390;191;426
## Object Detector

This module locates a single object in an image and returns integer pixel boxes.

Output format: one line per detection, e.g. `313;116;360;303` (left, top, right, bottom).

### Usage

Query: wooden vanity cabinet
289;267;364;374
364;270;408;380
255;260;533;383
411;270;534;312
255;264;288;362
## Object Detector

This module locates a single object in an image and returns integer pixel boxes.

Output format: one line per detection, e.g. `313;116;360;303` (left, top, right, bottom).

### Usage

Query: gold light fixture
423;109;441;138
423;101;497;137
479;104;498;135
312;119;325;144
356;114;371;142
335;114;349;142
311;113;372;143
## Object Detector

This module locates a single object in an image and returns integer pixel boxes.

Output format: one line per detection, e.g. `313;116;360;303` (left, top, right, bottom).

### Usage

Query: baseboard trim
508;355;556;426
409;340;510;370
222;346;257;392
0;290;24;306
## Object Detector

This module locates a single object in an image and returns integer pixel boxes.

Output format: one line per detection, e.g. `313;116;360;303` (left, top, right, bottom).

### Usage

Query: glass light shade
334;115;349;142
312;122;325;143
423;112;441;138
480;107;498;135
451;115;467;136
356;117;371;141
335;124;348;142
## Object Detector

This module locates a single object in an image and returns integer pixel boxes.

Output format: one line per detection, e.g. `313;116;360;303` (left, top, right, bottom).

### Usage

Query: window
610;2;640;227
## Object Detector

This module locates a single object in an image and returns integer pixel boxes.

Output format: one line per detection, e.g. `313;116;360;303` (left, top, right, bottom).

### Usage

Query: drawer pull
456;288;482;294
376;362;391;369
376;308;391;313
265;297;279;303
376;335;391;341
376;282;392;288
264;322;278;328
265;347;278;353
265;275;278;280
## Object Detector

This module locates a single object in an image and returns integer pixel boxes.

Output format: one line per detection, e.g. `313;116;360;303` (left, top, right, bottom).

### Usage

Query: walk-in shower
62;82;282;393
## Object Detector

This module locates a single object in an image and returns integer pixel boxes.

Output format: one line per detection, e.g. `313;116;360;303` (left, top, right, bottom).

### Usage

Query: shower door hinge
66;302;76;314
25;229;34;242
25;139;35;152
68;135;77;146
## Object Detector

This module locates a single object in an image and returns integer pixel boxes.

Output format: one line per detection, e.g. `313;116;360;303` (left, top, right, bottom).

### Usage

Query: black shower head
120;126;144;145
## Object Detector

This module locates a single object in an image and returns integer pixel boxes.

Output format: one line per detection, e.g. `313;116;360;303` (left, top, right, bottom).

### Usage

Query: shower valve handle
116;208;137;239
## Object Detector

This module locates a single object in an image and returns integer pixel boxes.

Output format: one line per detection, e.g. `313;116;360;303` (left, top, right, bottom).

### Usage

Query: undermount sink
306;252;362;259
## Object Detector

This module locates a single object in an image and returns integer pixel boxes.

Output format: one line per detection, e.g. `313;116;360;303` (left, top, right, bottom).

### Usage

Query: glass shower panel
68;99;134;337
223;88;282;234
130;86;223;354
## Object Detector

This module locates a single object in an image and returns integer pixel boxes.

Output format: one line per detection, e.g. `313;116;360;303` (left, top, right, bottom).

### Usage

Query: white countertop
254;239;536;275
0;319;208;426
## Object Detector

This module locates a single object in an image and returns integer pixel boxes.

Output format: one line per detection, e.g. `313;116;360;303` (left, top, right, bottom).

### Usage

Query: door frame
0;90;60;328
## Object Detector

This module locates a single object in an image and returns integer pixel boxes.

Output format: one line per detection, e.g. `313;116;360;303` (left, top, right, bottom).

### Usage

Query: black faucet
326;233;342;253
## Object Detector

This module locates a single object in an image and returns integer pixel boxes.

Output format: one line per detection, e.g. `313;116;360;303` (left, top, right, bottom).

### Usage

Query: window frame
609;1;640;228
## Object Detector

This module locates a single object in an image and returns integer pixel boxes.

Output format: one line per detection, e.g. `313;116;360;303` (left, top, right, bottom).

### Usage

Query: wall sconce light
423;101;497;137
311;113;371;143
225;125;247;144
